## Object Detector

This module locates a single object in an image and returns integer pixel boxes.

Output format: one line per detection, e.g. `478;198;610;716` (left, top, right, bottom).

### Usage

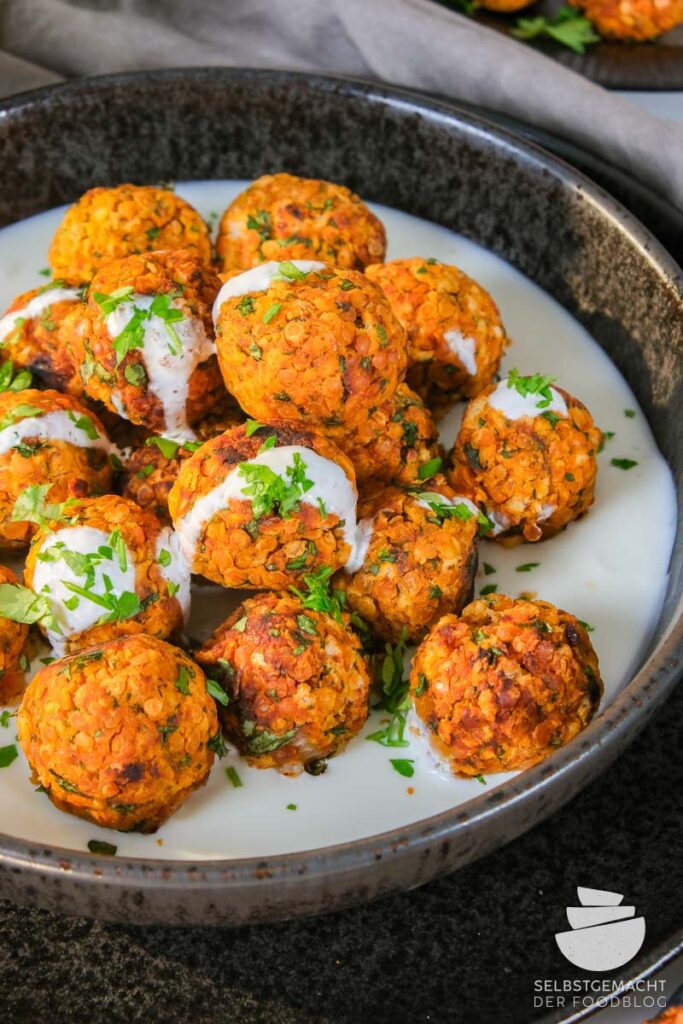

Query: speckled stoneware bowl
0;69;680;926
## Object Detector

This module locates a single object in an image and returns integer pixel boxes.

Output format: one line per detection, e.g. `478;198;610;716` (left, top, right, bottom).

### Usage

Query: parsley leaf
512;5;600;54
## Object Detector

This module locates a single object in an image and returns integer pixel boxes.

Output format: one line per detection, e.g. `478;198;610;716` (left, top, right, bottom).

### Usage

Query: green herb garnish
512;5;600;54
390;758;415;778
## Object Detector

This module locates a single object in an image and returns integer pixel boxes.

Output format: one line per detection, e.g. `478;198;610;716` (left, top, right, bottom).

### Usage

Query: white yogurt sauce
0;408;112;456
0;286;81;344
488;377;568;420
106;295;215;441
443;328;477;377
156;526;191;622
31;525;137;655
175;444;364;568
212;259;326;319
0;182;676;863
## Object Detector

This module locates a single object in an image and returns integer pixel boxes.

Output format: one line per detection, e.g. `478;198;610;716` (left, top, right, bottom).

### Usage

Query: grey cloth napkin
0;0;681;212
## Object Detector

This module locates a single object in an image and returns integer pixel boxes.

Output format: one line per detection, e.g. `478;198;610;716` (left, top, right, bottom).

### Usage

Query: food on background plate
66;249;225;438
196;590;371;775
336;482;482;644
410;593;603;776
48;184;212;284
365;257;508;418
569;0;683;39
213;260;406;435
120;394;245;525
17;634;219;832
20;493;188;656
0;564;29;704
448;370;602;544
0;388;115;548
336;382;443;490
216;172;386;273
0;282;86;395
169;420;367;590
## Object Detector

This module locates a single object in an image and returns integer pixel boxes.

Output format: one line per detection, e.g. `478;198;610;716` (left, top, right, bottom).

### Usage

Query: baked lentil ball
120;397;244;525
0;564;29;705
216;173;386;273
410;593;603;776
67;250;225;437
335;483;480;644
571;0;683;37
0;389;114;549
336;383;442;489
448;373;602;544
213;260;407;434
365;258;508;417
23;494;188;656
17;635;219;832
48;184;212;285
195;591;370;774
169;421;362;590
0;283;86;394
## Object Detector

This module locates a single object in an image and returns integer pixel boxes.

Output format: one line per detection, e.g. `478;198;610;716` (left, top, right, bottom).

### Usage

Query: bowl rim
0;66;680;905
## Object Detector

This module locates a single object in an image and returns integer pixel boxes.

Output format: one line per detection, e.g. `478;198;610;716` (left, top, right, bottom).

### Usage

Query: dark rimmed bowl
0;68;680;926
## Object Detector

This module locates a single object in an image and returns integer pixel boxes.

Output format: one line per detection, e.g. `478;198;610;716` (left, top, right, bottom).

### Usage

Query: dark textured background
1;676;680;1024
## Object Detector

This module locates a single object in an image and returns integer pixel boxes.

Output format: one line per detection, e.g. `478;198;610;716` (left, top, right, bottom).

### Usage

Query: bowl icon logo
555;887;646;972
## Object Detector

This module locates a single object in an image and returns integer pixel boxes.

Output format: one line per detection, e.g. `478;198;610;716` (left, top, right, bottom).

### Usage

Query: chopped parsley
247;728;296;755
611;458;638;470
0;359;32;393
262;302;281;325
290;565;346;622
390;758;415;778
0;402;43;433
206;678;229;706
0;743;18;768
624;408;636;418
246;209;272;241
237;295;255;317
286;803;297;811
480;584;498;597
366;628;411;748
483;562;496;576
87;839;117;856
238;451;313;519
512;5;600;55
12;483;67;529
92;286;134;316
506;368;557;410
175;665;192;695
417;457;443;481
516;562;540;572
0;583;60;632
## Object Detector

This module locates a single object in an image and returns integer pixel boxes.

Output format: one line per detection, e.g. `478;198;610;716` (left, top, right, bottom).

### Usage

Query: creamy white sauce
212;259;326;319
31;525;137;655
175;444;364;568
443;328;477;377
488;378;568;420
156;527;191;622
344;517;374;574
0;408;112;456
0;182;676;864
106;295;215;441
0;287;81;344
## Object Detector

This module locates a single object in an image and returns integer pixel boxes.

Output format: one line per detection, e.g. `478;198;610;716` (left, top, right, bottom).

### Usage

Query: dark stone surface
1;672;681;1024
